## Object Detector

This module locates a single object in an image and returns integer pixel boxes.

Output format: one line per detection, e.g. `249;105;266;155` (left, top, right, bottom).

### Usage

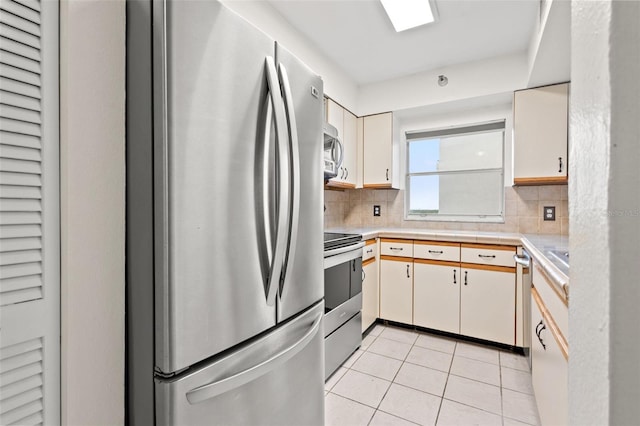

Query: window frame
404;120;506;223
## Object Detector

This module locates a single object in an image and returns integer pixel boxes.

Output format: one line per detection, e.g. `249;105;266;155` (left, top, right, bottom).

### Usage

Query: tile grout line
433;339;458;425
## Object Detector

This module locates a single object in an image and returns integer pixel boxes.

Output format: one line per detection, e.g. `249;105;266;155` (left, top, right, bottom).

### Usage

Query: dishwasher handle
514;252;531;267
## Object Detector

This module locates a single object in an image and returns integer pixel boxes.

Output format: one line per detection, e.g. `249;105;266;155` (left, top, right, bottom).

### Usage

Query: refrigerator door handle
185;312;322;405
277;63;300;299
264;56;290;306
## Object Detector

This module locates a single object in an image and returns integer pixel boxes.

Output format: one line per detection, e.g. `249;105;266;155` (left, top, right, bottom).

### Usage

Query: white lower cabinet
460;267;515;345
531;287;568;426
379;258;413;324
413;261;460;334
361;259;379;332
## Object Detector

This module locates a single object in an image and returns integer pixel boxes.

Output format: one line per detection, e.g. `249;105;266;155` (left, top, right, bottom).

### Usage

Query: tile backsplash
324;185;568;235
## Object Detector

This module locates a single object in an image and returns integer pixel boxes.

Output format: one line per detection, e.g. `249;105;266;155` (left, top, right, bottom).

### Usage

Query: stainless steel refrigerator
126;1;325;424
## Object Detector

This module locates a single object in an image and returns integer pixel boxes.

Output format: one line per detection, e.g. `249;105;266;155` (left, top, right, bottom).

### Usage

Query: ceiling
266;0;539;86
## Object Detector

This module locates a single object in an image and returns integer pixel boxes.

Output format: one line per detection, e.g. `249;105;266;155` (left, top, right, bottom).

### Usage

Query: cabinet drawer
363;239;377;261
533;262;568;339
414;241;460;262
380;238;413;257
461;244;515;267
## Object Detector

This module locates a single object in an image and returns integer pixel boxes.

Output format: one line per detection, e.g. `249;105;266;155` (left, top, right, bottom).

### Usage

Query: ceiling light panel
380;0;436;32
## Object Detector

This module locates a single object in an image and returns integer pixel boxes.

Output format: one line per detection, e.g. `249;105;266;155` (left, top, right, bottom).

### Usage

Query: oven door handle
324;242;365;270
324;241;365;258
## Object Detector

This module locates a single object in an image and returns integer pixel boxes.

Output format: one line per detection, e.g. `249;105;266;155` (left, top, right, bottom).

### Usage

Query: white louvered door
0;0;60;425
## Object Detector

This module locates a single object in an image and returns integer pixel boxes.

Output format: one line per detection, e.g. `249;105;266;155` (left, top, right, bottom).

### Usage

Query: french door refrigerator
126;1;325;424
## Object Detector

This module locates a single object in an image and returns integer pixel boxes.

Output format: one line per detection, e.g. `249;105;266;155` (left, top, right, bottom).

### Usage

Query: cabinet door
342;110;358;186
414;262;460;334
460;267;515;345
362;259;379;332
514;83;569;184
379;259;413;324
363;113;393;186
531;290;568;426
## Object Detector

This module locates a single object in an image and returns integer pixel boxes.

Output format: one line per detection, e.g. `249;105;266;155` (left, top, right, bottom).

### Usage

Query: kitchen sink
548;249;569;268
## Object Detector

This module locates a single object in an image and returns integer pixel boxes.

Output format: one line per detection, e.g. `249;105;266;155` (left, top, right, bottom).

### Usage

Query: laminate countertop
326;227;570;300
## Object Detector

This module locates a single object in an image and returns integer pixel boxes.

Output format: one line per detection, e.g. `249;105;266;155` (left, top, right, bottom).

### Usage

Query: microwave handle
332;137;344;170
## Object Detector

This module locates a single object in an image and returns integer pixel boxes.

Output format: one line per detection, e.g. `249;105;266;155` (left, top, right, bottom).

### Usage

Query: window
406;121;505;221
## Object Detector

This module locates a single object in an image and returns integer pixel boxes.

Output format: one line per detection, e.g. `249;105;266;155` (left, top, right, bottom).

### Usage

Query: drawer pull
390;247;403;251
478;254;496;259
428;250;443;254
366;249;373;254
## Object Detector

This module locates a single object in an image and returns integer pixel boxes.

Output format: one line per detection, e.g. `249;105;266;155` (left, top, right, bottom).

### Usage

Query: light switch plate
544;206;556;221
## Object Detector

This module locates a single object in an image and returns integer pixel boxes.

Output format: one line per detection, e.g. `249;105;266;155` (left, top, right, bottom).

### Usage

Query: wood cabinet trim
461;243;516;251
381;255;413;263
363;257;376;267
414;259;460;268
365;239;376;246
533;263;569;307
461;262;516;273
532;286;569;360
363;183;393;189
380;238;413;244
513;176;568;186
414;240;461;248
325;181;356;189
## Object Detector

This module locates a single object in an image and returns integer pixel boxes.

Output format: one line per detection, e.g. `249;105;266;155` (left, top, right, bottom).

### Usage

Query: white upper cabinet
513;82;569;185
326;98;357;188
363;113;394;188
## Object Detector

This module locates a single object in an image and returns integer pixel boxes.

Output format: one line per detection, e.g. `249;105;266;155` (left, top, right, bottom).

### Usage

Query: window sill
404;214;505;224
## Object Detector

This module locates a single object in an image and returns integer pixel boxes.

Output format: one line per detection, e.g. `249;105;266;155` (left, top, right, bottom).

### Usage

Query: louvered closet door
0;0;60;425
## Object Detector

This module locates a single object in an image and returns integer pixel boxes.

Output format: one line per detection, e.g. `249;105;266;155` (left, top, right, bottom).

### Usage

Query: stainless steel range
323;232;364;379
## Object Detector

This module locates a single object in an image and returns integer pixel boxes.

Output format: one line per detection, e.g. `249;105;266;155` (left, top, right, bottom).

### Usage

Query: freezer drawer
325;312;362;380
156;302;325;426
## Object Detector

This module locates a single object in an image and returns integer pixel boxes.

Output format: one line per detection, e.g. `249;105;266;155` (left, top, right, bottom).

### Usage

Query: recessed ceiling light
380;0;436;32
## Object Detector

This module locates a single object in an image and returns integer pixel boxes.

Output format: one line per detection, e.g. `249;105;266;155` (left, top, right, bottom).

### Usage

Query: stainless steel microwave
323;122;343;179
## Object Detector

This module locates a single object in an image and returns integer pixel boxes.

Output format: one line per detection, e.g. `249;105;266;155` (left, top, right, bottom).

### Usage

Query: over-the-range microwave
323;122;343;179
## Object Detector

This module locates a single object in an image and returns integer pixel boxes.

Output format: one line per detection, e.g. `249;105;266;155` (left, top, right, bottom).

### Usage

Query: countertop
326;227;569;299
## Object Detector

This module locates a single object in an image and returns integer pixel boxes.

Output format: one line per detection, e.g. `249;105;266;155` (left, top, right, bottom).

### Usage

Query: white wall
59;0;126;424
570;0;640;424
357;53;528;116
221;0;359;112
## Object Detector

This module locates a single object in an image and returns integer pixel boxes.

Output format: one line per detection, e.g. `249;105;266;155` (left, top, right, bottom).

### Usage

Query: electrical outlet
373;205;381;217
544;206;556;221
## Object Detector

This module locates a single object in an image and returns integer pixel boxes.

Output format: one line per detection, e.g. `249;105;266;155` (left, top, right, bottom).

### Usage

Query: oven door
323;243;364;336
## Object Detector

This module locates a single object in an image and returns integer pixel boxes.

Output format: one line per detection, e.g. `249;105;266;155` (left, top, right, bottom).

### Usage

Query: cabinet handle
453;269;457;284
536;319;547;350
390;247;403;251
478;254;496;259
345;168;349;179
428;250;443;254
386;168;389;181
464;271;468;285
558;157;563;173
406;264;410;278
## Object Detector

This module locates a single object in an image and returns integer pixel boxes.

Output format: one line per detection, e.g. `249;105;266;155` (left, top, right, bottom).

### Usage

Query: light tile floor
325;324;540;426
